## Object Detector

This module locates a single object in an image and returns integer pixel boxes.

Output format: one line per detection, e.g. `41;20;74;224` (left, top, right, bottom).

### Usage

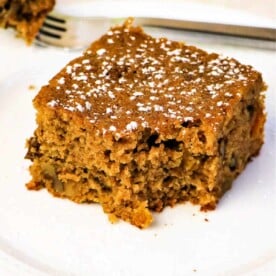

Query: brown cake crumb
28;84;36;90
25;19;266;228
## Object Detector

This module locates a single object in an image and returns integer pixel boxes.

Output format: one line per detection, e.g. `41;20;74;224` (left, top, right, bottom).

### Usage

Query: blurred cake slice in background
0;0;55;43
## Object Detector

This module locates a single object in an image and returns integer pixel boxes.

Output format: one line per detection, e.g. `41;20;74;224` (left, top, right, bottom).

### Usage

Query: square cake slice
25;19;266;228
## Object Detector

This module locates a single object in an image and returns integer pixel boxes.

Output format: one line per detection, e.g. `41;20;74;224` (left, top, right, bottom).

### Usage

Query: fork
36;12;276;50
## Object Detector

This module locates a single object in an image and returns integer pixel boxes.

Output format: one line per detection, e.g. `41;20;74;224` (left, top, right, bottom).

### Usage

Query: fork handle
135;17;276;41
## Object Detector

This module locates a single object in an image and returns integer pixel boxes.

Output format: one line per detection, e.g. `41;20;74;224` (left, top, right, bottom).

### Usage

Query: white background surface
0;1;275;275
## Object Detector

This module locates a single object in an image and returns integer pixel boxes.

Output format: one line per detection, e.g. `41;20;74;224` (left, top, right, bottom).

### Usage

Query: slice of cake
25;18;266;228
0;0;55;43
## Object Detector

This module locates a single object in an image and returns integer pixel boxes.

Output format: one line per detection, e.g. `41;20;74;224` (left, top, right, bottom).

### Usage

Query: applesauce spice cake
25;19;266;228
0;0;55;43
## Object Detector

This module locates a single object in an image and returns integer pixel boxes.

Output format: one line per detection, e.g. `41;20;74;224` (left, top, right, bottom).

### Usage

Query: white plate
0;2;276;276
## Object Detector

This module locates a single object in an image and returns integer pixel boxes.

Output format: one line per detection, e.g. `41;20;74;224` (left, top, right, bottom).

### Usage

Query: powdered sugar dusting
96;48;106;56
45;22;257;135
126;121;138;131
47;100;57;107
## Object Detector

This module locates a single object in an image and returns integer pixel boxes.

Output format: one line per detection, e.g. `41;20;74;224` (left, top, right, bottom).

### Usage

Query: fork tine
36;13;67;46
34;36;48;48
35;27;62;48
40;14;67;36
46;14;66;24
42;22;66;32
38;28;61;39
35;12;113;49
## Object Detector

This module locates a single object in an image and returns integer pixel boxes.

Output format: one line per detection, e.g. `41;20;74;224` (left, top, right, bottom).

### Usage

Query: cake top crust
36;18;262;137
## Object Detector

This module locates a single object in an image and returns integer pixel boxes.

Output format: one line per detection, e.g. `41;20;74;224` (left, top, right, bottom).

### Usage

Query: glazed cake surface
0;0;55;43
25;19;266;228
